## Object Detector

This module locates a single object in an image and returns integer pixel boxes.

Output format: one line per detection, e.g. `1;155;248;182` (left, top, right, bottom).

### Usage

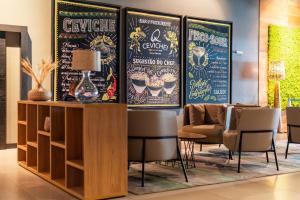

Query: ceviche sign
54;0;120;102
126;9;181;107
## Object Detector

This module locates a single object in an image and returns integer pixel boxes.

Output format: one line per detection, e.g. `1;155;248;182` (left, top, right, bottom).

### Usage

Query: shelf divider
66;160;84;171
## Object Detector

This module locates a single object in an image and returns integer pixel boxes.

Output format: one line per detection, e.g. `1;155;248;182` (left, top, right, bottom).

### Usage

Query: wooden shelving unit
17;101;128;200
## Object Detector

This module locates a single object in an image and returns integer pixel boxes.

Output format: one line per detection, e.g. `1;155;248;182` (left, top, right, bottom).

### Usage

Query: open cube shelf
18;103;26;122
51;145;65;186
17;101;127;200
66;108;83;165
67;165;84;196
18;124;26;145
38;105;50;132
51;106;65;145
27;104;37;142
27;145;37;170
38;134;50;175
18;148;26;164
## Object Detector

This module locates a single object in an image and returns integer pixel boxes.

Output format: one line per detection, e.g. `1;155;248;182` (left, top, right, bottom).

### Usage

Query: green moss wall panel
268;25;300;108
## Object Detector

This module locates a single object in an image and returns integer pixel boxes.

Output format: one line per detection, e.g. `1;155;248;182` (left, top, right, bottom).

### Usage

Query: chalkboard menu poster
185;17;232;104
126;9;182;108
53;0;120;102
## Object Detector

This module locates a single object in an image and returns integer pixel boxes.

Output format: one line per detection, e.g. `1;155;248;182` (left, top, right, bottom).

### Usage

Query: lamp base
75;71;99;104
274;80;282;132
274;81;281;108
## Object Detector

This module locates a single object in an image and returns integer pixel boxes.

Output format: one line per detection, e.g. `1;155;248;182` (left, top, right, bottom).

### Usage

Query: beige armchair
182;104;228;146
223;108;279;173
285;107;300;158
128;110;188;187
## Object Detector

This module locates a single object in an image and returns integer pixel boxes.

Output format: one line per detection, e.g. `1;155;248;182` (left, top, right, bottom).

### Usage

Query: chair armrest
225;106;233;130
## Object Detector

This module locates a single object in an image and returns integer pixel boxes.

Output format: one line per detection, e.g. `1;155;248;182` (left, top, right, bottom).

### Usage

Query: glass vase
75;71;99;103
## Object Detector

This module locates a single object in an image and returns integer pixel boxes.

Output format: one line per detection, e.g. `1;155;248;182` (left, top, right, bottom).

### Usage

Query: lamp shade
269;61;285;80
71;49;101;71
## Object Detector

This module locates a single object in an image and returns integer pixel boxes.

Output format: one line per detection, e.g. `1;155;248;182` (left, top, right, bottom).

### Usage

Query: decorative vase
75;71;99;104
44;116;50;132
28;85;51;101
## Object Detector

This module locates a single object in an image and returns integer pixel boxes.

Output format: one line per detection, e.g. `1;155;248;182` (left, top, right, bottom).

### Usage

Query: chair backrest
287;107;300;125
228;105;260;130
238;108;276;131
128;110;178;137
287;107;300;142
183;104;228;126
237;108;277;151
183;105;191;126
128;110;178;162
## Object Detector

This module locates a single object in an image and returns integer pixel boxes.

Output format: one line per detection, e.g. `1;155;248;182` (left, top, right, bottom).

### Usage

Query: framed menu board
125;8;182;108
53;0;120;102
185;17;232;104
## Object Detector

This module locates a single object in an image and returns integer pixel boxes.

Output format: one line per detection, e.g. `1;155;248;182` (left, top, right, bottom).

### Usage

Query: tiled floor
2;148;300;200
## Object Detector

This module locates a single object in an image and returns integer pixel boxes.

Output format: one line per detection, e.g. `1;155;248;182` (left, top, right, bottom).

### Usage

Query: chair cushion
217;106;226;126
182;124;224;144
224;129;273;152
189;104;205;125
205;104;221;124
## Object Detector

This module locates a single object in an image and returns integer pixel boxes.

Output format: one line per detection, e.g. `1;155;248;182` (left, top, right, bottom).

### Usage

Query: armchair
128;110;188;187
285;107;300;158
182;104;228;146
223;108;280;173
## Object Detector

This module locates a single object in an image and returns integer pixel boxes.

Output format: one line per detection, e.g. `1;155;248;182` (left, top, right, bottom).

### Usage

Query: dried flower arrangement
21;58;56;87
21;58;57;101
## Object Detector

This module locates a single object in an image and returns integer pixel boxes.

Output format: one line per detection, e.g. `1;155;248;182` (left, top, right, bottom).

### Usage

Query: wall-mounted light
233;50;244;56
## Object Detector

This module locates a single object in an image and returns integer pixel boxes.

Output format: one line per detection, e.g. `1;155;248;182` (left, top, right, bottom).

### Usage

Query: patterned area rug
128;140;300;195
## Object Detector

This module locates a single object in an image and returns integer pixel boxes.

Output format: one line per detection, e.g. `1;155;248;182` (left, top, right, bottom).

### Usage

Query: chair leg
272;139;279;171
266;152;269;163
141;139;146;187
177;138;188;182
219;144;221;148
237;132;243;173
200;144;203;151
238;150;242;173
285;141;290;159
141;161;145;187
229;150;233;160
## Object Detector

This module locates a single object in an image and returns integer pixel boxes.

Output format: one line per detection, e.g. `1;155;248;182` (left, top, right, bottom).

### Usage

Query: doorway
0;25;32;149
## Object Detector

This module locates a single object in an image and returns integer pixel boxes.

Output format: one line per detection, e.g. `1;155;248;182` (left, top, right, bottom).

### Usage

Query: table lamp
269;61;285;108
71;49;101;103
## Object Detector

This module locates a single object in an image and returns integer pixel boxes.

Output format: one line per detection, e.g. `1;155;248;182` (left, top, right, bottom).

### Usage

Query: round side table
178;131;207;168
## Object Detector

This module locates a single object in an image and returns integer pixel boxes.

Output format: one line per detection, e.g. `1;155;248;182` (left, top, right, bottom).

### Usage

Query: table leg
182;139;196;168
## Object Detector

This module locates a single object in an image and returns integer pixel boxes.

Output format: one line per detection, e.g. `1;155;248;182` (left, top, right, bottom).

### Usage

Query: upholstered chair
285;107;300;158
223;108;279;173
182;104;228;146
128;110;188;187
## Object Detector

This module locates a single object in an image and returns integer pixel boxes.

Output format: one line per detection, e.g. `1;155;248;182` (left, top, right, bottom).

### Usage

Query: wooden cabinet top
18;100;127;108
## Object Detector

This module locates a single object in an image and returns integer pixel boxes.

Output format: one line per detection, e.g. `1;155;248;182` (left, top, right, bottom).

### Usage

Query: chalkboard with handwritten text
54;0;120;102
185;17;232;104
126;9;182;108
